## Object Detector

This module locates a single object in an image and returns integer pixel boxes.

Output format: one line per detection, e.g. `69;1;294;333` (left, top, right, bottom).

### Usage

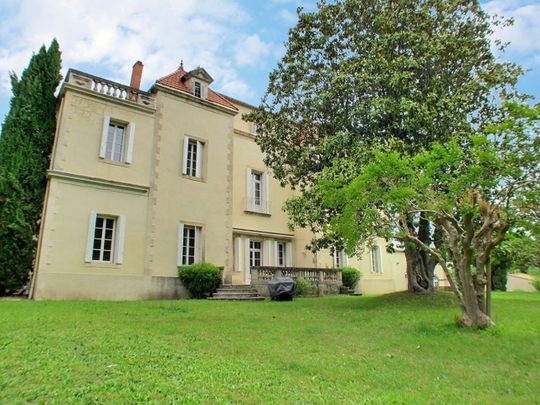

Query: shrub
533;278;540;292
178;263;221;299
296;277;313;297
341;267;361;289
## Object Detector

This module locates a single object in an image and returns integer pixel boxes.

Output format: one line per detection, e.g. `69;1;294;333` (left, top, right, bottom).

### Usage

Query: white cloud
483;1;540;65
0;0;260;101
234;34;272;66
279;9;298;25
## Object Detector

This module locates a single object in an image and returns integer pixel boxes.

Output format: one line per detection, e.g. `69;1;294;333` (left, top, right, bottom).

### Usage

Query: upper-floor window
194;81;201;98
85;212;126;264
182;136;205;179
370;245;383;273
246;168;269;214
99;115;135;164
105;122;125;161
252;122;258;135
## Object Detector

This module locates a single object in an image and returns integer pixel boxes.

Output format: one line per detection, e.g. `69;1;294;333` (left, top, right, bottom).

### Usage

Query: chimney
130;61;143;89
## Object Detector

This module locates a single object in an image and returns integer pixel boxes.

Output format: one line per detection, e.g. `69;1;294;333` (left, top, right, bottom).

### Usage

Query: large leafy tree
247;0;521;292
320;102;539;327
0;40;62;293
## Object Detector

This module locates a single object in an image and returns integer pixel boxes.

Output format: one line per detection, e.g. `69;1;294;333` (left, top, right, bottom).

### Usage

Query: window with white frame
333;248;347;268
246;168;269;213
194;81;201;98
178;224;202;266
370;245;383;273
182;136;205;178
249;240;262;267
85;212;126;264
251;122;258;135
99;116;135;164
277;241;286;266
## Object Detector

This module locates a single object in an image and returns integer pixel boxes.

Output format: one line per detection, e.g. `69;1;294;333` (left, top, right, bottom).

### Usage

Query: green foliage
0;40;62;293
341;267;361;289
178;263;221;299
246;0;521;294
491;266;507;292
296;277;313;297
532;278;540;292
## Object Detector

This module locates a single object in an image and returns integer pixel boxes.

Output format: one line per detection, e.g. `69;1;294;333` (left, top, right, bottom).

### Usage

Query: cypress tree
0;39;62;293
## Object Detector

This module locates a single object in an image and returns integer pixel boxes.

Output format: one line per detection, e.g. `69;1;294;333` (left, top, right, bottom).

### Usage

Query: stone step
219;284;252;289
213;292;259;298
216;288;258;293
209;284;265;301
208;296;265;301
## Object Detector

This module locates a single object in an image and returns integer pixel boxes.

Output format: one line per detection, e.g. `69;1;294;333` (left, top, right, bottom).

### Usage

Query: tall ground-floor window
178;224;202;266
249;240;262;267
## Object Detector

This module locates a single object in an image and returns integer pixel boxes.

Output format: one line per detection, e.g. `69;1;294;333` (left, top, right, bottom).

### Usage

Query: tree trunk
403;215;435;293
404;245;435;293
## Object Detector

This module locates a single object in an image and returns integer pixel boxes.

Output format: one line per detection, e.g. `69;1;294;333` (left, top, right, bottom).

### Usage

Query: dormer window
194;81;201;98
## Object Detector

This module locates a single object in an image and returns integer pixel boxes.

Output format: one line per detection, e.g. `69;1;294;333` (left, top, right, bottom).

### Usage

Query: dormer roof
186;67;213;84
155;64;236;110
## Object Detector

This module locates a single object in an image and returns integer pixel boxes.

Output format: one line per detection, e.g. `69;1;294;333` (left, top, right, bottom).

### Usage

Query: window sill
181;174;206;183
244;209;271;217
100;158;130;168
85;262;121;269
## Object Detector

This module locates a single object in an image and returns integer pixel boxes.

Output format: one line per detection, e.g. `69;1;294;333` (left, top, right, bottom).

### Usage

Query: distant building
30;61;408;300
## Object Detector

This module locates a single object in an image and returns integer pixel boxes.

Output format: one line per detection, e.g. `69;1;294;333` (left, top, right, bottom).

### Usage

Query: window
92;216;115;262
99;116;135;163
246;168;269;213
251;122;258;135
85;212;125;264
333;248;347;268
370;246;383;273
182;136;205;178
249;240;262;267
194;81;201;98
277;241;286;266
252;171;262;206
178;224;202;266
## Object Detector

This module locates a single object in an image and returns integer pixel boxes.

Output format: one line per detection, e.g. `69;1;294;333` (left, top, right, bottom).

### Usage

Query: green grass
1;292;539;404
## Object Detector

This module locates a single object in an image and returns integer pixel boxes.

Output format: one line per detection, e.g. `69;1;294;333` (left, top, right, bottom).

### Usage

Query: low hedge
178;263;221;299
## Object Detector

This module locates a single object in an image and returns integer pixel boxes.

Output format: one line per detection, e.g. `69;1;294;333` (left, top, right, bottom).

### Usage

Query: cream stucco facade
31;64;409;300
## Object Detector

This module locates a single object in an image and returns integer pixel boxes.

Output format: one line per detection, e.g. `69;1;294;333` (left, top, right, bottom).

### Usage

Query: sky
0;0;539;124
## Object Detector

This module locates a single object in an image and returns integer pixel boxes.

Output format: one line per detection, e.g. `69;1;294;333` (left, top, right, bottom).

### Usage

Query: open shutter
99;116;110;158
262;240;272;266
234;237;241;272
244;238;251;283
125;122;136;164
196;141;204;178
285;242;293;267
182;137;189;175
263;172;270;213
85;212;97;262
246;168;253;210
115;215;126;264
177;223;185;266
195;226;202;263
343;251;349;267
378;246;383;273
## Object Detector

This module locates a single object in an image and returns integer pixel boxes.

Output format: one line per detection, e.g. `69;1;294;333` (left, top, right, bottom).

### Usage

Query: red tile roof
156;66;238;111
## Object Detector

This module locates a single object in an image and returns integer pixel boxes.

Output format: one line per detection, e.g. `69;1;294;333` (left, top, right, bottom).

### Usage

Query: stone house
30;62;408;300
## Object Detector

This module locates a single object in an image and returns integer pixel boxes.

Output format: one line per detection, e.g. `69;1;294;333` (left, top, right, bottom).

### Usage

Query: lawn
1;292;539;404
